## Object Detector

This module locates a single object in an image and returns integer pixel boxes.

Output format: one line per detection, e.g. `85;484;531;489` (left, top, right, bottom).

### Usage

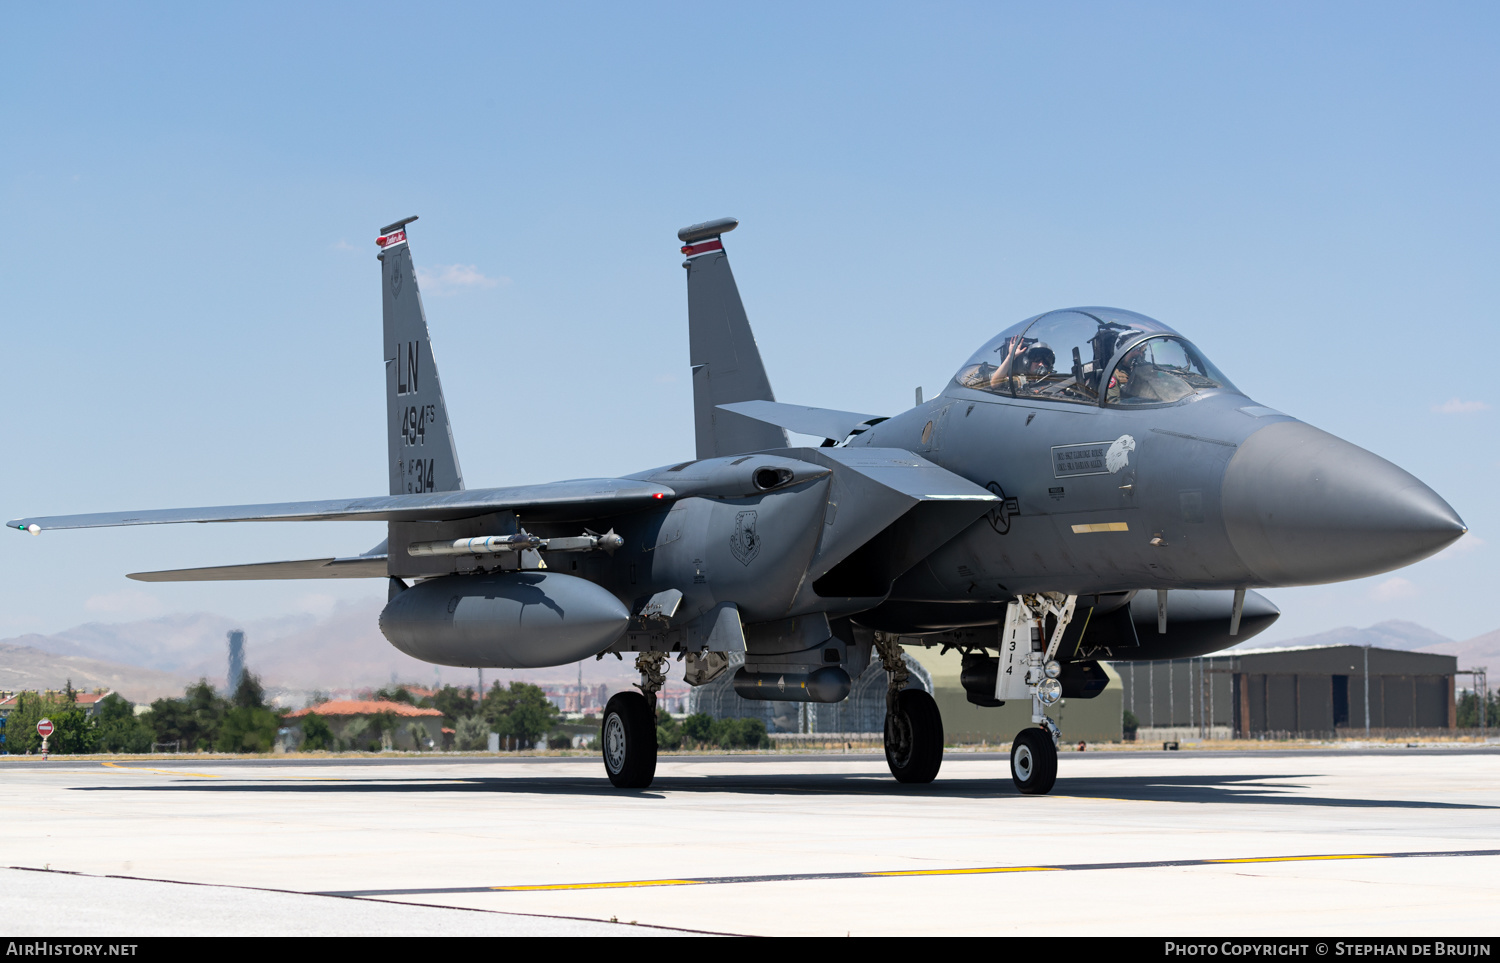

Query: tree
232;671;267;710
454;715;490;751
148;679;228;751
299;712;333;751
341;717;374;751
216;705;280;753
369;709;399;750
711;717;768;749
483;681;559;749
1457;690;1499;729
95;694;152;753
432;685;478;727
682;713;716;745
670;713;768;750
4;691;94;754
405;722;431;750
374;685;415;705
656;714;682;750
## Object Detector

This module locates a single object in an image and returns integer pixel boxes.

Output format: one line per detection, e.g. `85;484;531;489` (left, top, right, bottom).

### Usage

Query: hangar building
1113;645;1458;738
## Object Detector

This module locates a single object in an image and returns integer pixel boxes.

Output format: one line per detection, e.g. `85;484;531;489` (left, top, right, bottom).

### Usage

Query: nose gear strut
997;593;1077;794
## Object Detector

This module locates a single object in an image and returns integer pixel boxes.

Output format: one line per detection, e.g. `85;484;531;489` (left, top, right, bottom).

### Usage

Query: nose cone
1222;421;1466;586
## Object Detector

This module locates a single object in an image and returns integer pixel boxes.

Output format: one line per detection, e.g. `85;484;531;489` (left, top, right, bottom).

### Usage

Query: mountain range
1232;618;1498;669
0;596;642;701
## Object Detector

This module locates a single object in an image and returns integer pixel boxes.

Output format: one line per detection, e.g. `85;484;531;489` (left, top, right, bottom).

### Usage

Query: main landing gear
601;651;666;789
875;633;944;784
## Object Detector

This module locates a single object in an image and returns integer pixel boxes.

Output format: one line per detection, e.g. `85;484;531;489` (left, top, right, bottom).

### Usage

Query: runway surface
3;748;1498;936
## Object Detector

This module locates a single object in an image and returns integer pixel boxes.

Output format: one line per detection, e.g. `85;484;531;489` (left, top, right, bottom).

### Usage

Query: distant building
0;688;116;721
1113;644;1458;737
286;699;445;750
227;630;245;695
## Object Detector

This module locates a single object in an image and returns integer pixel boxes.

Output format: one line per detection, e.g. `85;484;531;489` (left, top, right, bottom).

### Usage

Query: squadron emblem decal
390;260;404;298
729;510;760;565
1106;434;1136;473
985;481;1020;535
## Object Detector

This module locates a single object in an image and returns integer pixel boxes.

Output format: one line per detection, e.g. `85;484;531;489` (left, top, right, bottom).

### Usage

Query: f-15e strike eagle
11;216;1466;792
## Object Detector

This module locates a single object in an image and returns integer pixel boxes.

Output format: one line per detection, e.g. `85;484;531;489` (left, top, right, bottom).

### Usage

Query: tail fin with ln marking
679;217;787;460
379;217;465;495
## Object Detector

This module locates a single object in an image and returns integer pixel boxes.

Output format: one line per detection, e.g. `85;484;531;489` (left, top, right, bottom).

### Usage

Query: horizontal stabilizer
717;400;884;442
129;555;389;581
10;478;675;532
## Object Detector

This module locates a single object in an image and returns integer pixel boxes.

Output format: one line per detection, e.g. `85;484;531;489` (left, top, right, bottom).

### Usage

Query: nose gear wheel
1010;727;1057;794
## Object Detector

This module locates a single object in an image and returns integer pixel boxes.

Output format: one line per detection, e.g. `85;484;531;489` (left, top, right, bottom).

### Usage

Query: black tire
884;688;944;784
1010;727;1058;795
601;692;657;789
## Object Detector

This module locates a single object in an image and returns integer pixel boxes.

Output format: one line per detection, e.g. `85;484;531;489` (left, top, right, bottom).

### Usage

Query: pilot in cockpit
981;338;1055;393
1109;339;1190;403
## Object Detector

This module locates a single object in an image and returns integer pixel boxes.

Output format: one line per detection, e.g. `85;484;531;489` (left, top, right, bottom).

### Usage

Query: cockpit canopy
952;307;1236;407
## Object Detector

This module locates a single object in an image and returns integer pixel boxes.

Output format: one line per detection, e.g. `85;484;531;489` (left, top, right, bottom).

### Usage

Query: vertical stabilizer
679;218;787;459
378;217;465;495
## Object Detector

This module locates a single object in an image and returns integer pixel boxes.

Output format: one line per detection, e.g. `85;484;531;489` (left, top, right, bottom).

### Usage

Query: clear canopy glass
952;307;1236;406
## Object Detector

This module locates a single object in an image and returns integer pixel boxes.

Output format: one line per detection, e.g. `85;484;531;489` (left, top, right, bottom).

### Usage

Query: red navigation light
652;493;665;499
376;235;387;246
680;246;691;254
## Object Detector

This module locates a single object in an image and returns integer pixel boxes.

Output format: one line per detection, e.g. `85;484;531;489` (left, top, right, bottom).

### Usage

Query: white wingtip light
26;524;40;535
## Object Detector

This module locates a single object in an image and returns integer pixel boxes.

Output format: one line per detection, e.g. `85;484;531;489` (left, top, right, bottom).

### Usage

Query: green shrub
454;715;490;751
95;695;153;753
669;713;769;750
655;714;682;750
300;713;333;751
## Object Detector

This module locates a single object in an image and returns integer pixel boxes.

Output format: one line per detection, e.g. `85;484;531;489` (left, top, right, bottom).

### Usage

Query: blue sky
2;2;1495;644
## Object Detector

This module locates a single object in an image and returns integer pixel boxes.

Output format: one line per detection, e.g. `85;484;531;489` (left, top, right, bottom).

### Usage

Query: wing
9;478;675;533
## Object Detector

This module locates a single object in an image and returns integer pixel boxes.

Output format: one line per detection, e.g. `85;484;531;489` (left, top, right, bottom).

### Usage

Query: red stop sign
36;718;54;738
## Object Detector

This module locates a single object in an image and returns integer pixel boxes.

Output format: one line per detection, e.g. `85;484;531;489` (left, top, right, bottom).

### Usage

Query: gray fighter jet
10;216;1466;793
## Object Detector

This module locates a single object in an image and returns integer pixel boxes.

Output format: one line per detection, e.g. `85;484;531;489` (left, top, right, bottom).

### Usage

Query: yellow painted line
101;761;220;778
1071;522;1129;533
1207;855;1379;864
327;850;1500;899
866;866;1062;877
99;761;344;781
492;879;701;892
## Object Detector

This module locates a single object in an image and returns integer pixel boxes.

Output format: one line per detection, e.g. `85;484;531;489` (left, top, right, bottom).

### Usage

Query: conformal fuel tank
379;571;630;669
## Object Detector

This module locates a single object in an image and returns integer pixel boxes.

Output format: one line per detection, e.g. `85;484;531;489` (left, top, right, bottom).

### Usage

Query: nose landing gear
996;593;1077;795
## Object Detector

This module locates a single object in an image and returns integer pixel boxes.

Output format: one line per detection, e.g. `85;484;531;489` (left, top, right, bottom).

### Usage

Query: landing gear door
995;602;1032;701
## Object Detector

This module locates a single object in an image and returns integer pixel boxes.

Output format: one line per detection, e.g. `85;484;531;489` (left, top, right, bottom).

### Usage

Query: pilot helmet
1023;342;1055;370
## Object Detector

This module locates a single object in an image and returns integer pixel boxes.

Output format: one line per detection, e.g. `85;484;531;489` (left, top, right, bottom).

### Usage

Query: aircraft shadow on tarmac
70;772;1495;810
